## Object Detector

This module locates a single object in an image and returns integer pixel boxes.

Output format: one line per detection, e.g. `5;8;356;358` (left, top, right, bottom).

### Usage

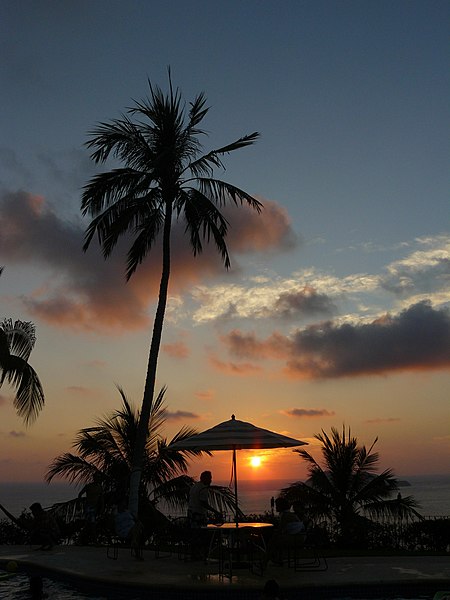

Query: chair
153;516;196;561
286;531;328;571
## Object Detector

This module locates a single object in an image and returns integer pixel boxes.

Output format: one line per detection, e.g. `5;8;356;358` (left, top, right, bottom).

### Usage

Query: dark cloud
222;330;290;360
0;190;294;333
222;302;450;378
274;286;336;318
282;408;335;418
164;410;199;421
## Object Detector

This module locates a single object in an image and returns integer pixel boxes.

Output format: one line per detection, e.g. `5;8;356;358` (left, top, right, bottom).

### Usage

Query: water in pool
0;571;438;599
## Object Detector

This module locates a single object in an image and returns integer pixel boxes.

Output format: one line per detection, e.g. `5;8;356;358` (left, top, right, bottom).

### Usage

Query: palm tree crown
46;386;236;516
81;74;262;514
283;426;421;542
81;77;261;278
0;318;45;424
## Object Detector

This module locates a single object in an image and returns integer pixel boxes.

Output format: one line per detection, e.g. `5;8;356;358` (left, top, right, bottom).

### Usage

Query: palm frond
0;319;36;360
4;357;45;425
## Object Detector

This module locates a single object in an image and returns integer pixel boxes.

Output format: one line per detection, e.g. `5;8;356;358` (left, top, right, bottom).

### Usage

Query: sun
250;456;262;468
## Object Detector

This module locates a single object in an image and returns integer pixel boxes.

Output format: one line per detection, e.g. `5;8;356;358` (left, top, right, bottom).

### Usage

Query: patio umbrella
169;414;307;524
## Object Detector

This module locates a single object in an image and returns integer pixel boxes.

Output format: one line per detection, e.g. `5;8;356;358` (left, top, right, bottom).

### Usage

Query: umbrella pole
233;446;238;526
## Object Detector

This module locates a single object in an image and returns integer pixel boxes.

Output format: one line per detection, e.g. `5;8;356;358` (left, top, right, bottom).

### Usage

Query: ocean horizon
0;473;448;519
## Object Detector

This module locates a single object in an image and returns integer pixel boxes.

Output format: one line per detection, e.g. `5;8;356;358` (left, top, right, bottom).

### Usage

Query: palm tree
81;73;261;514
0;318;45;424
46;386;236;518
282;426;421;545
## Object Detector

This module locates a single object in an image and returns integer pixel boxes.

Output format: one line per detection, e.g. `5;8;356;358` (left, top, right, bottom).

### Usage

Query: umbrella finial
231;414;235;420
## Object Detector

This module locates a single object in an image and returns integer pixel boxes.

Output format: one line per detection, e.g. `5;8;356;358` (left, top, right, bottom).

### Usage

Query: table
206;522;273;578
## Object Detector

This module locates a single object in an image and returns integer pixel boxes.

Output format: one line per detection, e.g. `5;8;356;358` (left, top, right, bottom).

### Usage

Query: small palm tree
0;318;45;424
81;73;261;514
282;426;421;544
46;386;236;517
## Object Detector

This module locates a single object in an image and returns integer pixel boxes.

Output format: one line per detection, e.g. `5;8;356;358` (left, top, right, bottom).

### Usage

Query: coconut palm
282;426;421;544
46;386;236;517
81;74;261;514
0;318;45;424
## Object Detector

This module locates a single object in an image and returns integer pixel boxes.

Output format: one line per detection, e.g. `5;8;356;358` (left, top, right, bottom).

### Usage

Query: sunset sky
1;1;449;485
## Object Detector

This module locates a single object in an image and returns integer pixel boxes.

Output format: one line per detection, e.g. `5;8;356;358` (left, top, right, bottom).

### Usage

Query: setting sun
250;456;262;468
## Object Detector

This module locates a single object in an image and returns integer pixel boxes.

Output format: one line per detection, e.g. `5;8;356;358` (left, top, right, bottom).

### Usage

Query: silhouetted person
114;498;144;560
188;470;221;528
78;473;104;523
29;503;60;550
264;497;305;566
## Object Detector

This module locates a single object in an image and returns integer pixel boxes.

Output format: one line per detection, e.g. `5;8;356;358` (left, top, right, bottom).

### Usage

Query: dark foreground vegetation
0;508;449;556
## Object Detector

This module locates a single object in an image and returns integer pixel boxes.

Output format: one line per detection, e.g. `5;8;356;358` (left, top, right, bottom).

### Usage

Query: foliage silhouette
81;72;261;513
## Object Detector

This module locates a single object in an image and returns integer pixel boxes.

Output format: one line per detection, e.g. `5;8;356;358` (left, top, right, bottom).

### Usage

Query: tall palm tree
46;386;236;517
81;74;261;513
282;426;421;544
0;318;45;424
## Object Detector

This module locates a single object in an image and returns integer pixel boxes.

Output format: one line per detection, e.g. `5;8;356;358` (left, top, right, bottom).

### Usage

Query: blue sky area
0;1;449;482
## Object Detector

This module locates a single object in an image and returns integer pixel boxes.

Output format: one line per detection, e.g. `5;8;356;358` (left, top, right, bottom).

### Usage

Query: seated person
29;502;61;550
264;497;305;565
114;499;144;559
277;497;305;535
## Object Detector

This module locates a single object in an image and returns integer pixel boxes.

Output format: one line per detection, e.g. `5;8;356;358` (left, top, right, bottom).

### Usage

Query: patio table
206;522;273;577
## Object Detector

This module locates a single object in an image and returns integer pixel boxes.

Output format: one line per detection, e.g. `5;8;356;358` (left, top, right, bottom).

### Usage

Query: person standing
78;473;104;523
188;471;222;528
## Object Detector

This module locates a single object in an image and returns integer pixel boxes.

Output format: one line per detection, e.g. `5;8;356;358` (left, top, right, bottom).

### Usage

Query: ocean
0;474;448;519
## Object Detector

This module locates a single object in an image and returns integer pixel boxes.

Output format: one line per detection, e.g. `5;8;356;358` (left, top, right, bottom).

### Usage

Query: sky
0;0;449;486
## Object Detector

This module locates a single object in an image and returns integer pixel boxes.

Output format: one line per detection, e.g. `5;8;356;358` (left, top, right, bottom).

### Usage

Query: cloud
65;386;93;395
282;408;335;418
162;341;189;359
195;389;215;401
82;359;106;369
164;410;199;421
192;278;337;324
0;190;293;334
222;302;450;379
381;234;450;296
365;418;401;424
9;430;25;438
274;286;336;318
223;198;298;253
209;355;263;376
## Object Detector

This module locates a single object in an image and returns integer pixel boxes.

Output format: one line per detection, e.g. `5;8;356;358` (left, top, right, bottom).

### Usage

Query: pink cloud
0;190;295;334
162;341;189;359
209;355;263;376
195;389;215;402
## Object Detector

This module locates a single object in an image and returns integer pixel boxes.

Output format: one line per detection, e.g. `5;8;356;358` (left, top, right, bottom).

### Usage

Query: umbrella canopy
169;414;307;523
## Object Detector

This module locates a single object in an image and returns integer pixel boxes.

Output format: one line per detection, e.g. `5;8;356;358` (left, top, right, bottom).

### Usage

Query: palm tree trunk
128;198;173;516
